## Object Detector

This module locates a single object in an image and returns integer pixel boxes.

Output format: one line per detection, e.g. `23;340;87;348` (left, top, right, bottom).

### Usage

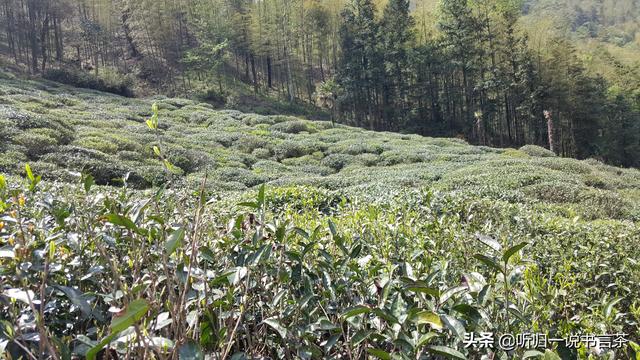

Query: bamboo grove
0;0;639;166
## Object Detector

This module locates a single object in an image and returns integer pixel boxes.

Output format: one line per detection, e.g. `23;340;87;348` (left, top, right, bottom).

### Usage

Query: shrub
1;110;74;145
270;120;310;134
328;141;384;155
252;148;272;159
0;119;18;146
355;153;380;166
132;165;173;188
73;136;118;154
44;68;133;97
578;189;629;219
215;167;267;187
502;149;529;158
118;150;145;162
14;130;58;158
273;140;312;160
321;153;355;171
234;135;269;154
0;149;28;173
39;146;145;187
165;146;207;174
212;132;242;148
519;145;556;157
582;173;610;189
537;158;592;175
299;164;334;176
378;150;424;166
522;182;581;203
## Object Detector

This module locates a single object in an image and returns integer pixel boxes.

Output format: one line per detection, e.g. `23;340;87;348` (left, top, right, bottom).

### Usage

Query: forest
0;0;639;167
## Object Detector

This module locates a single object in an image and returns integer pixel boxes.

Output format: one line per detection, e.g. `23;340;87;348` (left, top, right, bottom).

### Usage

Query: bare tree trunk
40;12;49;72
545;110;555;153
27;0;39;73
267;56;272;89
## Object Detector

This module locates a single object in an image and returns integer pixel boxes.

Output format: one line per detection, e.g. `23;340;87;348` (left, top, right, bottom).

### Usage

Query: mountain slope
1;71;639;220
1;74;640;359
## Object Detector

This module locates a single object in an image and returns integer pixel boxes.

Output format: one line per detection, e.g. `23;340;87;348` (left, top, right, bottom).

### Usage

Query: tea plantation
1;72;639;359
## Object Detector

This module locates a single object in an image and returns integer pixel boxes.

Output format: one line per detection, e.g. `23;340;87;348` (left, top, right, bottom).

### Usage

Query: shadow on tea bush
39;146;153;188
273;140;313;160
234;135;270;154
44;67;133;97
577;189;630;220
522;181;582;203
0;149;28;173
73;136;119;154
321;153;355;171
165;146;209;174
14;130;59;158
270;120;311;134
214;167;267;188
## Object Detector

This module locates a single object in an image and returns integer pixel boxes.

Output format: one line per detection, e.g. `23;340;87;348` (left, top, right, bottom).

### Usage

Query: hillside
2;71;639;220
1;75;640;359
522;0;640;77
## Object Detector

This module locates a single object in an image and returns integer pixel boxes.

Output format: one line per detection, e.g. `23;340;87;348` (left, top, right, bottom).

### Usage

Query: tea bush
215;166;267;187
273;140;313;160
1;75;640;359
13;130;59;158
44;67;134;97
270;119;311;134
320;153;355;171
520;144;556;157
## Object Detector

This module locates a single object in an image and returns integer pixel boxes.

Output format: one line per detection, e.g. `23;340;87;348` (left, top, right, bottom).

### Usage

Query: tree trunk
545;110;555;153
266;56;272;89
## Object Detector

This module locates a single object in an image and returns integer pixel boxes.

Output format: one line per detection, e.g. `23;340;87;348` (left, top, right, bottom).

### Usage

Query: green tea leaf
56;286;104;321
367;348;391;360
25;163;34;182
474;254;503;273
502;242;528;263
604;296;622;318
3;288;36;305
257;183;265;206
82;173;95;193
165;227;185;256
103;213;141;234
476;234;501;252
263;318;287;338
350;329;373;346
200;246;215;263
426;345;467;359
111;299;149;333
412;310;443;329
87;299;149;360
523;350;544;359
340;305;371;319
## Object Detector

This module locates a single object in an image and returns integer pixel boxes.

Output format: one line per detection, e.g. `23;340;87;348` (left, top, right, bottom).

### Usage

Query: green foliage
44;68;134;97
0;178;637;359
273;140;314;160
270;120;311;134
1;77;639;359
14;130;59;158
320;153;356;171
519;145;556;157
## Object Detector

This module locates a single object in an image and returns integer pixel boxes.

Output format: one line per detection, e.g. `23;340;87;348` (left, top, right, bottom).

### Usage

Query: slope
1;73;640;358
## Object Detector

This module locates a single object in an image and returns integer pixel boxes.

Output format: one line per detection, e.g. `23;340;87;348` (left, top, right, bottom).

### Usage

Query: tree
379;0;414;129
